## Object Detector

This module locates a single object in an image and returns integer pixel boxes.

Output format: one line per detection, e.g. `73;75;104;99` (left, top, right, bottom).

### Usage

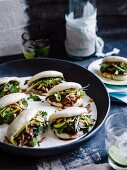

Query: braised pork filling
0;99;28;125
10;111;48;147
0;81;21;98
100;62;127;75
47;88;85;107
51;114;94;136
28;77;64;95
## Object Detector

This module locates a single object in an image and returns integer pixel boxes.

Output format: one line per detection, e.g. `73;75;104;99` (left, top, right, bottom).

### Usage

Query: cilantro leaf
9;81;20;93
39;111;47;117
0;111;14;125
28;94;41;101
24;80;29;85
100;64;109;72
21;99;28;108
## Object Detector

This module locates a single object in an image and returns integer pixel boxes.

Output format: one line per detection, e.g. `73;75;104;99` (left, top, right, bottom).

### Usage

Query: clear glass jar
65;0;97;59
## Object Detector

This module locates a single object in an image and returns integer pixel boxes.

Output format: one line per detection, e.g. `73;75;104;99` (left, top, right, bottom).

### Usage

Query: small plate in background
88;59;127;86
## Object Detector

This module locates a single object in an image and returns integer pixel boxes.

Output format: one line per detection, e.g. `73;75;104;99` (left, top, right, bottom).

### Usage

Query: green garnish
28;94;41;101
100;64;109;73
49;87;87;102
29;77;64;90
100;62;127;75
0;81;20;98
51;114;93;135
0;110;14;124
9;81;20;93
21;98;28;108
39;111;47;117
24;80;29;85
0;102;24;124
11;111;48;147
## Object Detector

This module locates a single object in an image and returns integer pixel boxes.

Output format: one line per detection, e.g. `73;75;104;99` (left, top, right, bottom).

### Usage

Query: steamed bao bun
49;107;94;140
7;109;48;147
46;82;85;108
100;56;127;81
26;70;64;96
0;93;28;125
0;77;21;98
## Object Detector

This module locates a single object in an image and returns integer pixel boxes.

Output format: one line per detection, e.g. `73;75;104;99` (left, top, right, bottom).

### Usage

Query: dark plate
0;58;110;156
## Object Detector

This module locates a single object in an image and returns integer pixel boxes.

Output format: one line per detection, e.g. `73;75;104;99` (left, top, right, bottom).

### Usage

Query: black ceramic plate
0;58;110;156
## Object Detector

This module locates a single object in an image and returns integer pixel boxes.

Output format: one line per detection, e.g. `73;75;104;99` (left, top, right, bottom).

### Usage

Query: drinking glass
22;32;50;59
105;112;127;170
22;40;36;59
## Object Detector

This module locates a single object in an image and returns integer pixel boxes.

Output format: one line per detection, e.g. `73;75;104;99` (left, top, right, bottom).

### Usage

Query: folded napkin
105;84;127;104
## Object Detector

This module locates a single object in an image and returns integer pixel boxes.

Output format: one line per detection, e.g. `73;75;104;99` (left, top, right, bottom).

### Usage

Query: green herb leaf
29;138;38;147
114;64;127;73
21;98;28;108
0;91;4;98
28;94;41;101
24;80;29;85
0;84;4;91
39;111;48;117
100;64;110;72
0;111;14;125
29;77;64;90
4;111;14;124
9;81;20;93
33;124;43;137
52;123;67;134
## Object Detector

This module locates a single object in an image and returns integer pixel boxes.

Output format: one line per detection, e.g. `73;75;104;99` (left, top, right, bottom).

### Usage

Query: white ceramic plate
88;59;127;86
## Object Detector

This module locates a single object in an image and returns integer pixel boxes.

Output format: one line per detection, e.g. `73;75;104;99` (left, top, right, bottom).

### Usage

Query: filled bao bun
0;93;27;109
7;109;48;147
28;70;63;85
49;107;94;139
0;77;20;85
0;77;21;97
46;82;84;108
27;70;64;95
7;109;37;141
100;56;127;81
0;93;27;125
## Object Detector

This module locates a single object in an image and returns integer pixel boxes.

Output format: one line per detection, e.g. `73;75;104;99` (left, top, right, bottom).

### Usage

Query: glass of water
22;32;50;59
105;112;127;170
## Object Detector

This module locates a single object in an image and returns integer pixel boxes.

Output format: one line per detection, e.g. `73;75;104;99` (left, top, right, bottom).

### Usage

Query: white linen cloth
65;2;97;57
0;0;28;56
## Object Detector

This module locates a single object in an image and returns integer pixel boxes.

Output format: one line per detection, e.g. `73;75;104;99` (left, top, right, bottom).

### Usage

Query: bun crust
7;109;37;140
47;82;82;95
49;107;87;123
112;74;127;81
0;77;19;85
102;56;127;64
28;70;63;85
55;131;84;139
102;72;127;81
0;93;27;109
